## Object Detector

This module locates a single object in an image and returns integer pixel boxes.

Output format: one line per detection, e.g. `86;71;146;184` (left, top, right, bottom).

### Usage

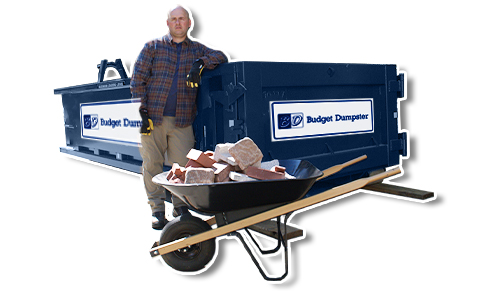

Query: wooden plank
362;183;434;200
248;220;303;240
319;155;367;180
150;166;401;256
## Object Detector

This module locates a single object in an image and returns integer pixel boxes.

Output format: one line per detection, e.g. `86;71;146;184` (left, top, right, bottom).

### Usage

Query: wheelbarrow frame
149;155;416;281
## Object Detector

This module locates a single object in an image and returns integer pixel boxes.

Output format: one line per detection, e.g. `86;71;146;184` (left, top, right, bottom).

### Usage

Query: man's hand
139;108;154;135
186;59;205;88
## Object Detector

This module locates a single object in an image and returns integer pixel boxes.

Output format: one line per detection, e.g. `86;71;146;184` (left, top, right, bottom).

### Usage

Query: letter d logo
291;113;304;128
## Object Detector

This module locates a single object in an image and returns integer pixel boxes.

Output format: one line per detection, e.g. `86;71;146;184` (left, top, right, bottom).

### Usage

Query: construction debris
166;137;295;184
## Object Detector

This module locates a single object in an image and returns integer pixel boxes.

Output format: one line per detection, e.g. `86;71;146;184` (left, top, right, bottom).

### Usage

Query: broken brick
244;166;285;180
186;149;217;168
166;163;186;181
169;177;184;184
229;171;257;182
228;137;263;170
185;159;203;168
166;169;174;181
213;143;238;166
184;168;215;184
213;162;234;182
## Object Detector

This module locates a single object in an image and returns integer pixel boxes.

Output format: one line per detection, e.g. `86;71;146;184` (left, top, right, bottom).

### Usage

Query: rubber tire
159;215;216;272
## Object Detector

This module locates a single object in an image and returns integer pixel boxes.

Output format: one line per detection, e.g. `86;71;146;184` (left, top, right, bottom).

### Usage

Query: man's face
167;8;191;40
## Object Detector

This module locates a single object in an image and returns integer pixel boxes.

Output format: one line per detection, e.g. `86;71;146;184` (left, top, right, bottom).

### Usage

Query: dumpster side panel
59;84;143;173
195;62;406;184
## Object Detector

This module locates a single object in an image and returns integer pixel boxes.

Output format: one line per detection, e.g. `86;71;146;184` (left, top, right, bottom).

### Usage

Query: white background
1;0;477;298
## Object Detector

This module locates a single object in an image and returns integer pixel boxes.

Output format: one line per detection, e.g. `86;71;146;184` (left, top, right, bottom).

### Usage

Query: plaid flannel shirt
130;34;228;127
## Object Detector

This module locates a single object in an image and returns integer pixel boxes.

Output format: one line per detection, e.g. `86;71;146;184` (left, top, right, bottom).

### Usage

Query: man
131;5;228;230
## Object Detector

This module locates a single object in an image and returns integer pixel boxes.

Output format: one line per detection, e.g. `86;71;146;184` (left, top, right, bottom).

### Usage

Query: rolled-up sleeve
199;44;228;69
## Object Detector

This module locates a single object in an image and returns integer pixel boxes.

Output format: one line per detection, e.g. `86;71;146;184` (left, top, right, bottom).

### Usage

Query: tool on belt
139;108;154;135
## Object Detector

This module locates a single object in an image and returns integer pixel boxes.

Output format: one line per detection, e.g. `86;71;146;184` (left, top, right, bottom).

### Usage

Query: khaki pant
139;116;195;213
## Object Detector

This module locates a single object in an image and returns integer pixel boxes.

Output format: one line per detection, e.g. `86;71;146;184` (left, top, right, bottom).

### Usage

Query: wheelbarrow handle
317;154;367;181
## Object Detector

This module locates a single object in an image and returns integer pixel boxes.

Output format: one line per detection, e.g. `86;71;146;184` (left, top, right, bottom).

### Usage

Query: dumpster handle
97;59;128;83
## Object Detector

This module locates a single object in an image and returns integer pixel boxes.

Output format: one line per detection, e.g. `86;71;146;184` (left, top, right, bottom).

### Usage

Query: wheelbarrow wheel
159;215;216;272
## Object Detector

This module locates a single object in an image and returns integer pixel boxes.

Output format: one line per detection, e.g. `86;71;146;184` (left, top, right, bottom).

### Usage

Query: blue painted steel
193;61;407;188
54;59;142;173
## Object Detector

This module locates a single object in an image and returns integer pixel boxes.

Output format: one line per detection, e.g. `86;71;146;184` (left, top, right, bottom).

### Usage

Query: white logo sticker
81;99;142;146
270;99;374;141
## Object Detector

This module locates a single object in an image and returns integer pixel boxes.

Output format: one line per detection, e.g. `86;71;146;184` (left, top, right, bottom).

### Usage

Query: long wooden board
248;220;303;240
151;165;401;257
362;182;434;200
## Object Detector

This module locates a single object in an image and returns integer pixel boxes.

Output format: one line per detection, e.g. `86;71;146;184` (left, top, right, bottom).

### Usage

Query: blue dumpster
54;59;143;173
55;60;407;186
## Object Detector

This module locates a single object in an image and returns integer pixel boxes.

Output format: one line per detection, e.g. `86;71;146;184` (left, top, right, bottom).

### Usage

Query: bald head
167;5;192;43
167;5;190;20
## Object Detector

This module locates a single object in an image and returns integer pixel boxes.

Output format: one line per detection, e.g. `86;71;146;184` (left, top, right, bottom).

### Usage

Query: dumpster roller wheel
159;215;216;272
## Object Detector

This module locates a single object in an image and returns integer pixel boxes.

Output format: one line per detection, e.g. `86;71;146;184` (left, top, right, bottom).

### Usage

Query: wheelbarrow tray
152;160;323;214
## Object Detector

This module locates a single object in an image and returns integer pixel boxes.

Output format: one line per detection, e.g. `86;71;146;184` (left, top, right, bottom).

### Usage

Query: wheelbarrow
150;155;404;281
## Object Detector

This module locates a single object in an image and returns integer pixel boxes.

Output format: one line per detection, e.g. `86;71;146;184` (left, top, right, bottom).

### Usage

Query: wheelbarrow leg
244;217;283;255
231;213;292;281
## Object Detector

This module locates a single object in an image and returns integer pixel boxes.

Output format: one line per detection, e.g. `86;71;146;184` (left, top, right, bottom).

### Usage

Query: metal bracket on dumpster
388;73;405;98
210;82;246;109
97;59;128;83
390;132;408;156
209;82;247;139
